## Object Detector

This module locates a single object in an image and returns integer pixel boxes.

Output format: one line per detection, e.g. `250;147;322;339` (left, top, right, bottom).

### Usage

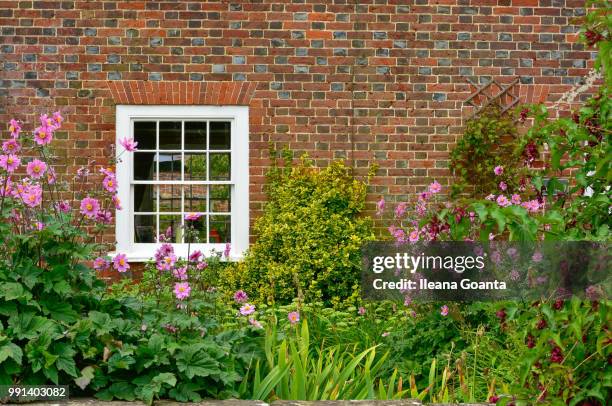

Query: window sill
109;243;244;263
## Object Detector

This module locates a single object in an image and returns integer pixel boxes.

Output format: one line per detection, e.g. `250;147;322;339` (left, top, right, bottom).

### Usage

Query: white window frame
115;105;249;261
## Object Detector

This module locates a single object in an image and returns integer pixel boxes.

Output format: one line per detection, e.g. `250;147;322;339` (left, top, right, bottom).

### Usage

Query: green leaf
53;342;79;378
74;366;96;390
169;383;203;402
1;283;25;301
40;299;78;323
175;345;220;380
0;342;23;365
490;208;506;233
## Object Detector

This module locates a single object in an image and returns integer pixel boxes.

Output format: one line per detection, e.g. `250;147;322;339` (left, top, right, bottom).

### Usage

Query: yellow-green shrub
223;152;374;305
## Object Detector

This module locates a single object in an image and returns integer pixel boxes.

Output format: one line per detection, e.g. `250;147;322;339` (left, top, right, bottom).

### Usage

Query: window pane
209;215;230;243
133;152;157;180
159;121;181;150
159;184;181;212
185;216;207;243
184;121;206;150
185;184;207;212
210;185;230;213
159;153;182;181
184;153;206;181
159;214;182;243
209;153;230;180
134;184;157;212
133;121;156;150
209;121;230;150
134;215;156;243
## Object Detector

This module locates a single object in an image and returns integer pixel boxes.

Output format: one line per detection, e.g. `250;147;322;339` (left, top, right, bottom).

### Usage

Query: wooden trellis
463;76;521;119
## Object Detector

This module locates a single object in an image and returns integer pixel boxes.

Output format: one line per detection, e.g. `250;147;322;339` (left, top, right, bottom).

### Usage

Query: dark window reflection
134;184;157;212
185;121;206;150
134;121;156;150
133;152;156;180
209;121;230;150
159;121;181;150
134;215;156;243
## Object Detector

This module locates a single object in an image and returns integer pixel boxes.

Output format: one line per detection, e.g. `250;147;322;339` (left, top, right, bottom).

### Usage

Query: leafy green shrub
450;106;527;198
223;150;374;305
491;299;611;405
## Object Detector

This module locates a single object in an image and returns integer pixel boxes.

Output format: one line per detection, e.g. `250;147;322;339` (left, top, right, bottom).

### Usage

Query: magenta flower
40;113;54;127
358;306;366;315
522;200;540;213
185;212;203;221
196;260;208;270
249;318;263;329
157;254;177;271
550;346;563;363
52;111;63;127
394;202;407;218
496;195;511;207
155;243;174;261
103;175;117;193
174;282;191;300
95;210;113;224
93;257;110;271
2;139;20;154
0;154;20;172
0;177;12;197
33;125;53;145
35;222;45;231
224;242;231;258
418;191;432;201
494;166;504;176
532;251;543;262
499;181;507;191
80;197;100;218
55;200;71;213
511;194;521;205
22;187;43;208
234;290;248;303
47;167;56;184
288;311;300;324
119;137;138;152
239;303;256;316
113;253;130;273
26;159;47;179
189;250;202;262
99;167;114;177
429;180;442;194
173;266;188;281
376;197;385;216
8;119;21;138
440;305;449;316
409;229;419;243
390;226;406;243
112;195;122;210
415;201;426;216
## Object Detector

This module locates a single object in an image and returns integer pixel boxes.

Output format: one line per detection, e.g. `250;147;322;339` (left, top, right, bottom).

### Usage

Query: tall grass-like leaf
252;364;290;400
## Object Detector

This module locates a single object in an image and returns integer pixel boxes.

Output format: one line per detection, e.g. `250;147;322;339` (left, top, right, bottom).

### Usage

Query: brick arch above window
106;81;257;106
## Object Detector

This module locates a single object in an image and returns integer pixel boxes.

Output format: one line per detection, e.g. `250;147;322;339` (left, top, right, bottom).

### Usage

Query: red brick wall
0;0;594;242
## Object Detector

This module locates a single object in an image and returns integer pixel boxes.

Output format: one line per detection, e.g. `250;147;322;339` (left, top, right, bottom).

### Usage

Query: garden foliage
0;115;261;404
223;148;374;305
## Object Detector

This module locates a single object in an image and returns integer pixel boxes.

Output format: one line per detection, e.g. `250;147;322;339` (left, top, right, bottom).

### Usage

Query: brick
0;0;591;240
